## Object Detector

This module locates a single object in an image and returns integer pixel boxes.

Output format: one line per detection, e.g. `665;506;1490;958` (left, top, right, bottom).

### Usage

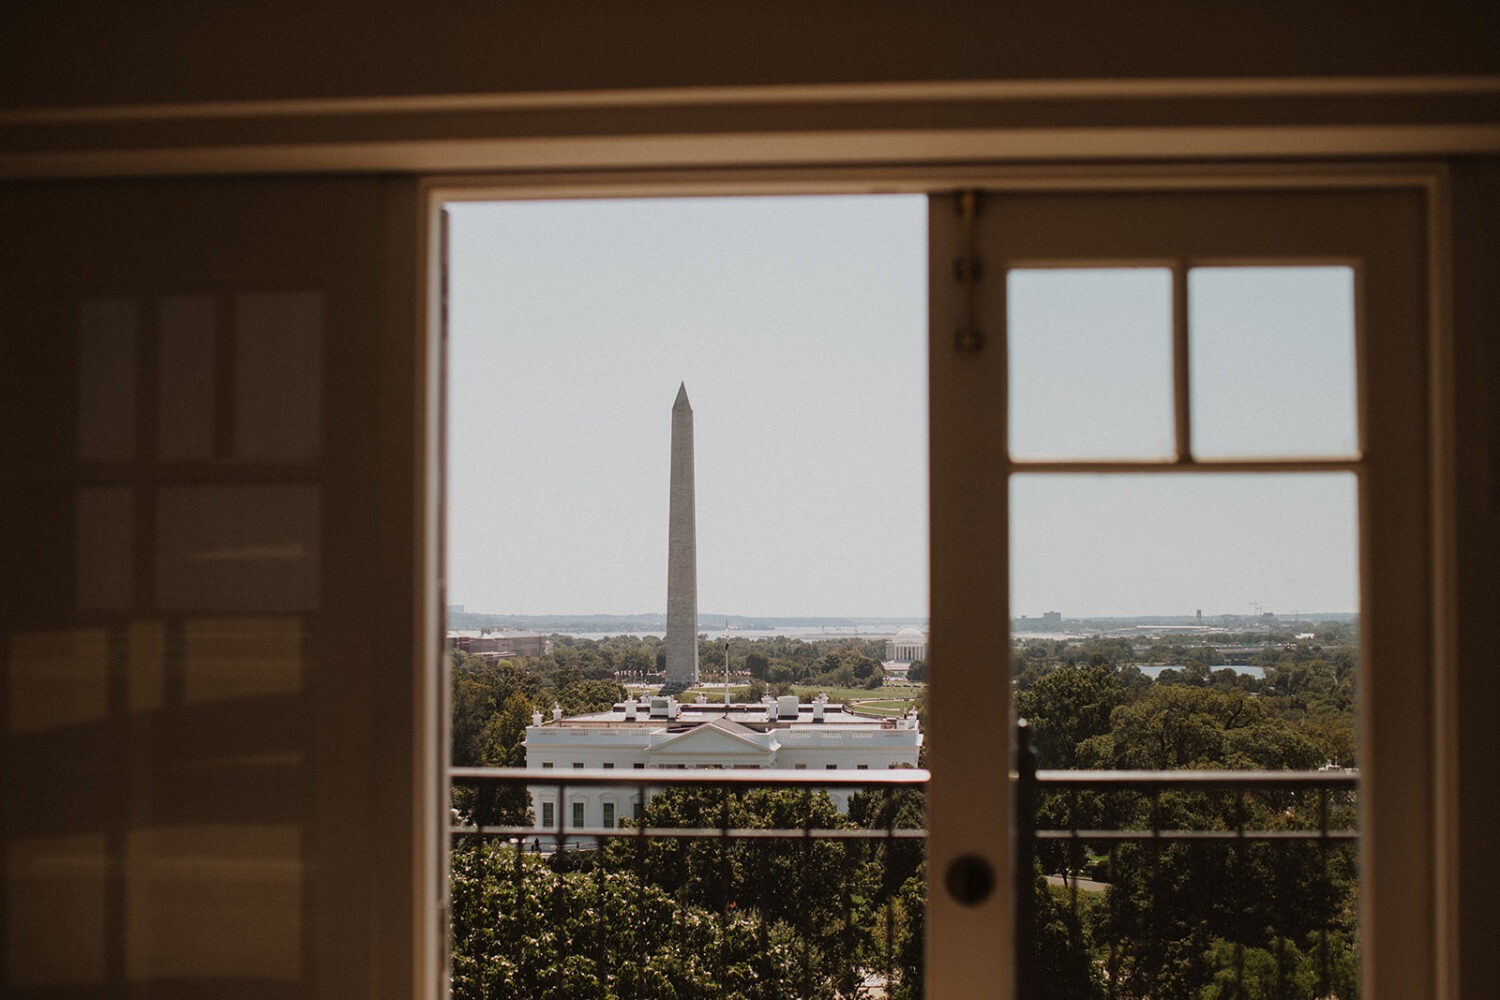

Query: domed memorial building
884;626;929;664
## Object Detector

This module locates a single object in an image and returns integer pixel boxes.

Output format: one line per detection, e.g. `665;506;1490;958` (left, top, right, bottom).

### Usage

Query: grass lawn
850;699;917;716
791;687;921;715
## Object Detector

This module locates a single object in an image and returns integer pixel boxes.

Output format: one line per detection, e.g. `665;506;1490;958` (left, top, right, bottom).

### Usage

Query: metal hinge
953;190;984;353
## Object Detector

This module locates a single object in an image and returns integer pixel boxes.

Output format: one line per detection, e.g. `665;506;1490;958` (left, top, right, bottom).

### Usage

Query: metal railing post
1015;718;1038;1000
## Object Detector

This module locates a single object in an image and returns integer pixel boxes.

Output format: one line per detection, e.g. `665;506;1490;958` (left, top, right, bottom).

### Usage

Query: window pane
1011;472;1358;620
1008;268;1174;460
1189;266;1357;458
1009;471;1361;997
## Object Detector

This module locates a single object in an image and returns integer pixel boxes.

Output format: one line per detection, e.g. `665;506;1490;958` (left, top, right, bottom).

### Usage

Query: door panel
926;187;1429;1000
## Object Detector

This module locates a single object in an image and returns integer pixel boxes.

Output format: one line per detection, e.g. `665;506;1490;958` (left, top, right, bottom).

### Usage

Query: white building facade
884;626;929;664
524;694;922;832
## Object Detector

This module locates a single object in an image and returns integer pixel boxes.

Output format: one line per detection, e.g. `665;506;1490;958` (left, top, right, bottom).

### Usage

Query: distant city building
884;626;929;663
1015;611;1063;631
525;694;922;829
449;630;552;659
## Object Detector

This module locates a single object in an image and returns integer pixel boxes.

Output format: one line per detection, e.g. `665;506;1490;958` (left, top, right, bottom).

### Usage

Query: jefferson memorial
884;626;929;664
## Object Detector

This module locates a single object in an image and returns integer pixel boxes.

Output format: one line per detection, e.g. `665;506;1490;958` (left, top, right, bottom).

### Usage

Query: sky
445;196;1358;620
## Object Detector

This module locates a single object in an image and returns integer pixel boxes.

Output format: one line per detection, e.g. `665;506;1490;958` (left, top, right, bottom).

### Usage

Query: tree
1014;664;1122;769
451;842;810;999
1084;685;1261;770
557;679;627;716
479;692;535;767
605;786;878;998
467;692;537;826
619;647;653;681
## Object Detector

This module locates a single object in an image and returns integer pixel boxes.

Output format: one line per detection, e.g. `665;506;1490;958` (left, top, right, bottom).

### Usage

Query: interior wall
5;1;1500;108
0;176;428;1000
1448;158;1500;996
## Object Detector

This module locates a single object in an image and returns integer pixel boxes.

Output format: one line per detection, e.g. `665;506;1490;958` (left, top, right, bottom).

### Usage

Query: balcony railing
1012;721;1358;999
449;729;1358;999
450;765;929;846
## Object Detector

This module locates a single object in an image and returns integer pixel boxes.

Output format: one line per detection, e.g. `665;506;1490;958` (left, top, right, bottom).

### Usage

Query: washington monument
665;382;700;688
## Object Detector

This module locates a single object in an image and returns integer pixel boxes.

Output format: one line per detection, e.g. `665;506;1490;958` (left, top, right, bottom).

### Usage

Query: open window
927;185;1432;997
436;179;1436;998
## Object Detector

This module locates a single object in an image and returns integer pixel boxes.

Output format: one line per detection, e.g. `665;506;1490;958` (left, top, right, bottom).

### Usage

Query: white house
524;694;922;832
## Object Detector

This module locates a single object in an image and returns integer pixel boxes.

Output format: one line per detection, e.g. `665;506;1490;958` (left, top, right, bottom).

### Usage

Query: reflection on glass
6;835;108;987
7;628;109;734
156;486;320;612
128;620;166;713
1008;268;1173;460
183;616;304;704
157;295;217;460
234;292;323;460
77;298;138;462
126;824;302;982
1189;267;1357;458
75;487;133;611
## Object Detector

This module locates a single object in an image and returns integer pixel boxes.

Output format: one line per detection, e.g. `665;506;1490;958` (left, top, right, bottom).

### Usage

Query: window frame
928;185;1437;998
423;164;1455;1000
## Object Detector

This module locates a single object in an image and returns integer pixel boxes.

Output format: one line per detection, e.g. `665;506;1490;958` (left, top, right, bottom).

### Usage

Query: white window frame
423;164;1454;1000
926;182;1439;999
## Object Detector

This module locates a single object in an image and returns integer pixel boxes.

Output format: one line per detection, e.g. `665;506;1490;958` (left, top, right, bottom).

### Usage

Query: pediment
652;719;773;756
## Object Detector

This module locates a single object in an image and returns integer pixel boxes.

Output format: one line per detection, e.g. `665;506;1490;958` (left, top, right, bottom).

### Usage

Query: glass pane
1189;266;1357;458
1008;268;1174;460
1011;473;1357;620
1010;472;1360;996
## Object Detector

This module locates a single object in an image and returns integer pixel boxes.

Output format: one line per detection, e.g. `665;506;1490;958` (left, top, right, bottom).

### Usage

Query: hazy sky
446;196;1358;619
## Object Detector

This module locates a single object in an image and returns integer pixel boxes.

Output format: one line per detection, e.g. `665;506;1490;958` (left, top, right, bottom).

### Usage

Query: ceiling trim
5;124;1499;180
5;74;1500;125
